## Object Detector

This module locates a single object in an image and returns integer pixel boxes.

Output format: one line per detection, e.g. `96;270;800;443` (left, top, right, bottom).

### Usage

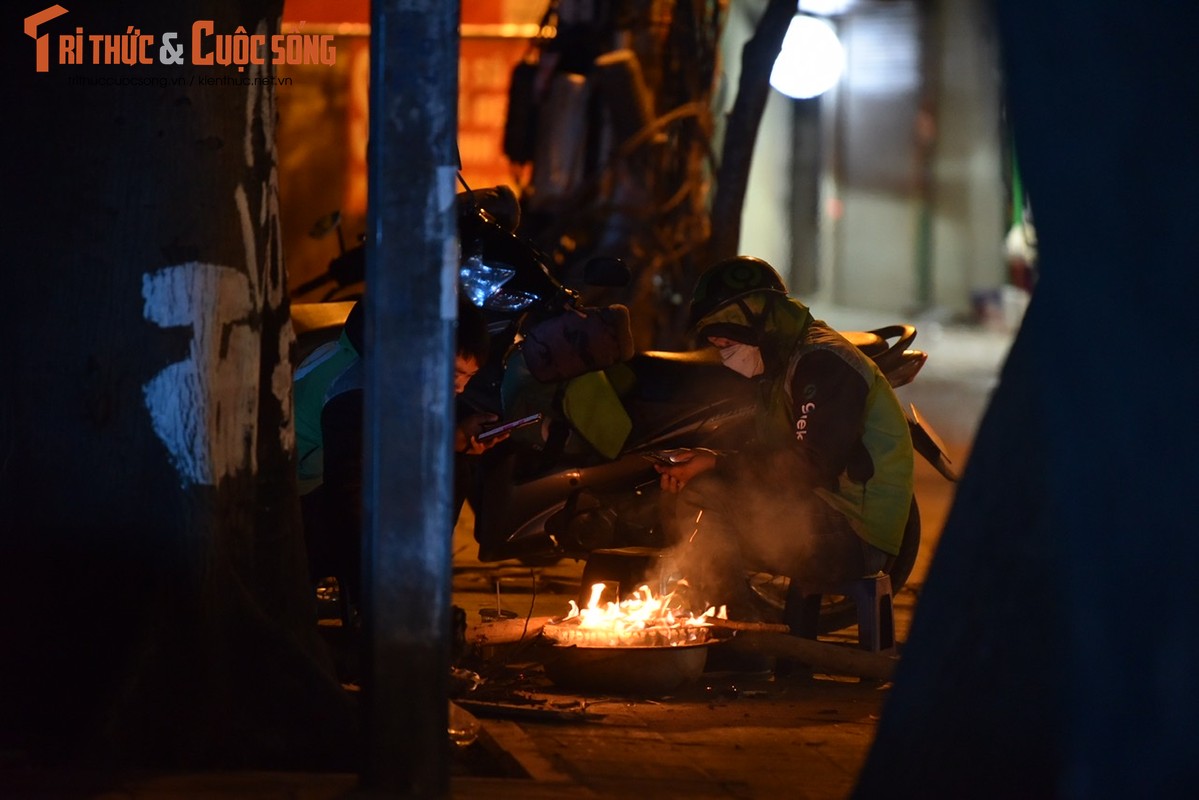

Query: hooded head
688;256;811;376
688;256;787;342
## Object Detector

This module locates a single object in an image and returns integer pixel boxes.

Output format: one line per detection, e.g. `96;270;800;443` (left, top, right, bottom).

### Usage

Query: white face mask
718;343;764;378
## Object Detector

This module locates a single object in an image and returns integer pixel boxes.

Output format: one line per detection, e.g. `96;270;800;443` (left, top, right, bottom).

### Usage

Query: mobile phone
641;447;720;465
475;412;543;441
640;448;694;465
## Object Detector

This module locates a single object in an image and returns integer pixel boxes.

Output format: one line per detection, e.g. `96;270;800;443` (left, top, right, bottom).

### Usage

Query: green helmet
687;256;788;332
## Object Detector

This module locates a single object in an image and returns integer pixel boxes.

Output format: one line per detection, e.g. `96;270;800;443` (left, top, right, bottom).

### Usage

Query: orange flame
562;581;726;640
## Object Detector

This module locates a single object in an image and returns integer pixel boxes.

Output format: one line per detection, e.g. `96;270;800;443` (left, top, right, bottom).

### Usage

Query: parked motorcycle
459;202;954;631
291;195;957;633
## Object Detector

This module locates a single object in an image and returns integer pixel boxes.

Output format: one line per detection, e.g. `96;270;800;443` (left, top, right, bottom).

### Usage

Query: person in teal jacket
294;298;504;604
655;256;914;617
293;302;365;498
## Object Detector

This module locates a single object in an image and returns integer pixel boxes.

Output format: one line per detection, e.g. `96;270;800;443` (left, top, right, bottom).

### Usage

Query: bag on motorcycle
521;305;635;383
503;59;540;165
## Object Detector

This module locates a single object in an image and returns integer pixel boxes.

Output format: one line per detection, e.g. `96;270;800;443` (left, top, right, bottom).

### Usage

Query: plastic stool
783;572;896;653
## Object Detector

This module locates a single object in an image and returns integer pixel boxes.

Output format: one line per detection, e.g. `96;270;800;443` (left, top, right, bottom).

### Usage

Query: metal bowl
539;641;715;695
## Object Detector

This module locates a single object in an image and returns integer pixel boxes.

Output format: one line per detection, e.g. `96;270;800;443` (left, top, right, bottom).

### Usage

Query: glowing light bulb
770;15;846;100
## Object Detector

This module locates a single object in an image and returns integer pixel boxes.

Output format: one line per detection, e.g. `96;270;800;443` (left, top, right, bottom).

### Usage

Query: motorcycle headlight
459;255;536;312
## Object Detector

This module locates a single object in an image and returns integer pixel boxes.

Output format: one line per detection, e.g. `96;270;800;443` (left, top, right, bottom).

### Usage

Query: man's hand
654;450;717;493
457;412;507;455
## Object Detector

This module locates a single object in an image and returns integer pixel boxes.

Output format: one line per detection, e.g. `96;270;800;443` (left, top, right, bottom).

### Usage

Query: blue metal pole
362;0;459;794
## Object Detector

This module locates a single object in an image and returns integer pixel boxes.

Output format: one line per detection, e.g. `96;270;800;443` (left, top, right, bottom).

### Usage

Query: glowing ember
542;581;727;648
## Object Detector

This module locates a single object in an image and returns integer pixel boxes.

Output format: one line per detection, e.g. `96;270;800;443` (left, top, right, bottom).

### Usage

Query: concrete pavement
441;446;953;798
442;315;1012;798
3;318;1013;799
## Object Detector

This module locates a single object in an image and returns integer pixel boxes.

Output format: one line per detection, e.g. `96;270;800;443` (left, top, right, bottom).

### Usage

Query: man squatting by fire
654;257;915;619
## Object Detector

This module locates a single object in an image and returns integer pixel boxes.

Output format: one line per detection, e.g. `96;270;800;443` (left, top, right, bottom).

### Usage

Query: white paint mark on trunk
235;183;260;305
241;18;290;453
142;262;259;487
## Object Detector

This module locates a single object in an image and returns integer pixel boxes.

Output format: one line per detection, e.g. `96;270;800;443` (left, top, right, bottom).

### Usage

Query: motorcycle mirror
310;211;347;254
583;257;631;287
308;211;342;239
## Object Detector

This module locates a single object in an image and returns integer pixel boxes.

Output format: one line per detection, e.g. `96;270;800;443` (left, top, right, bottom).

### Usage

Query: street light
769;14;846;100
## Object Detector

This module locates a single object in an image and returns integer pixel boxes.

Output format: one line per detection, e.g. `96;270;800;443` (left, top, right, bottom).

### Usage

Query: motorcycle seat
618;352;757;447
637;348;723;365
292;301;356;336
292;301;356;366
623;351;750;404
643;335;891;361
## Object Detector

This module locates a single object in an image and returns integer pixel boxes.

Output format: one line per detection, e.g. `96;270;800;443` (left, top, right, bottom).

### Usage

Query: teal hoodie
293;331;360;495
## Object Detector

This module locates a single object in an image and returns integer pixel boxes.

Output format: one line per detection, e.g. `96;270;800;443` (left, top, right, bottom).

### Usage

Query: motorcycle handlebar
294;246;366;297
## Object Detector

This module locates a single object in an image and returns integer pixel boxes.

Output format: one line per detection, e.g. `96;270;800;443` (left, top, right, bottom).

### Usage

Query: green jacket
713;295;915;554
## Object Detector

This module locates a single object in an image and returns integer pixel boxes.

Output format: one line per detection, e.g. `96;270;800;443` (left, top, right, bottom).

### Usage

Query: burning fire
544;581;727;648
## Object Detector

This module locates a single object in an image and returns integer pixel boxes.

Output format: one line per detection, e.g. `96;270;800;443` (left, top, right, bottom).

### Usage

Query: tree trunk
706;0;796;264
854;2;1199;796
4;1;354;769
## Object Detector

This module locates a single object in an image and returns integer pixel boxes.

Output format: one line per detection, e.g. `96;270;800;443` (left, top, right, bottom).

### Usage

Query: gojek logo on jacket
795;402;815;441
